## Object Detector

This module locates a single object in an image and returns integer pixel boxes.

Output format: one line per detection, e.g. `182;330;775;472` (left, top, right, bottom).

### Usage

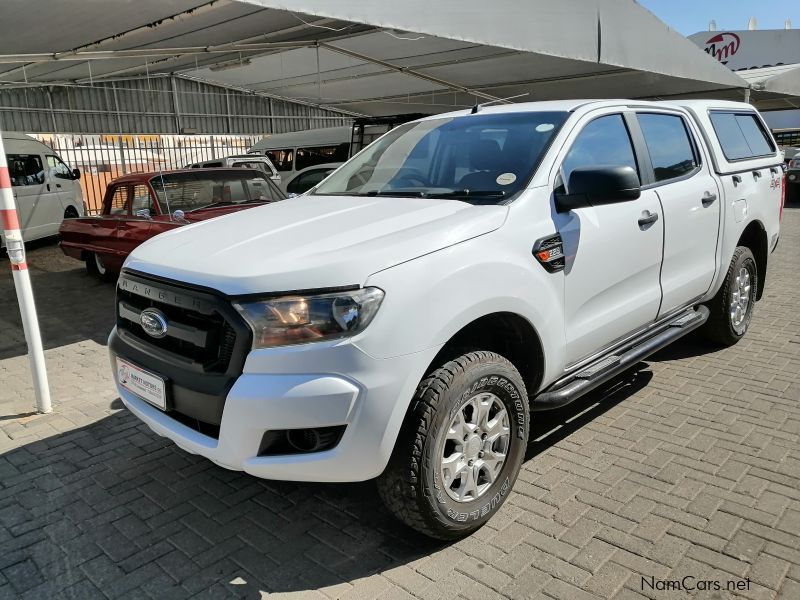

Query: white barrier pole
0;135;52;414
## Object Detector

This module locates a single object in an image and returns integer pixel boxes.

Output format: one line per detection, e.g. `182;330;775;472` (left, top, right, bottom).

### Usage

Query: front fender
358;228;566;387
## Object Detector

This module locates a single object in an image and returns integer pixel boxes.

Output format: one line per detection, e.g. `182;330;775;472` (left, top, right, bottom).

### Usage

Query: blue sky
638;0;799;35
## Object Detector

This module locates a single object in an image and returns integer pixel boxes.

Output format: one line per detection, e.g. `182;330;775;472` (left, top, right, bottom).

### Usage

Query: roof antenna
471;92;530;114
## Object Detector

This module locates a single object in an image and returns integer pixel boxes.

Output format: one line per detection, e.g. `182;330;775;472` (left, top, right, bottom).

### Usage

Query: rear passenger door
636;112;721;316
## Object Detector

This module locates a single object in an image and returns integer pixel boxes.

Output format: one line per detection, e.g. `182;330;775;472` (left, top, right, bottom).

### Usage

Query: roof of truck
416;99;760;122
109;167;265;185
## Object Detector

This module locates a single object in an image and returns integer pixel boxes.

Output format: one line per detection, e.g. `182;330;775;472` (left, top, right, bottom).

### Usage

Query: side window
288;169;332;195
107;186;129;215
294;143;349;171
130;185;155;215
265;149;294;172
709;112;775;161
637;114;699;183
561;115;638;188
7;154;45;186
46;155;73;179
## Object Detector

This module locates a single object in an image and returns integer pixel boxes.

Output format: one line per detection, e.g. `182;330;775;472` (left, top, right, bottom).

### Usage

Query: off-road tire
702;246;757;346
377;351;529;540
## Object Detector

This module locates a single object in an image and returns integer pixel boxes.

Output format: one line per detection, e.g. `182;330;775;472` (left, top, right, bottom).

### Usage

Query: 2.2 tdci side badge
139;308;169;338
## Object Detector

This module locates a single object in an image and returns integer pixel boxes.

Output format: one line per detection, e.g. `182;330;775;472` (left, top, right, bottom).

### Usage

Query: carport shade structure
0;0;754;116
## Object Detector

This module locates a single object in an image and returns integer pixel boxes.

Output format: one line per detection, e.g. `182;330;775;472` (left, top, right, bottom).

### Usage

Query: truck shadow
1;364;660;598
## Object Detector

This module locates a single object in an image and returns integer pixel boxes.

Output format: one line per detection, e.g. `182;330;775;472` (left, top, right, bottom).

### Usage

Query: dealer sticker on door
117;358;166;410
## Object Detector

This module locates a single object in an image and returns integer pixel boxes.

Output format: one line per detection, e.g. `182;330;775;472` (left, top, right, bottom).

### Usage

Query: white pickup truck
110;99;783;539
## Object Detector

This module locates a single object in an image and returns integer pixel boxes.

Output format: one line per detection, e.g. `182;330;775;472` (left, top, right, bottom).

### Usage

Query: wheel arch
737;220;768;301
422;311;545;397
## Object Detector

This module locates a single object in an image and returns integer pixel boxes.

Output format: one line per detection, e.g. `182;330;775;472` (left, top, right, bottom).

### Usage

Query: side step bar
532;306;709;411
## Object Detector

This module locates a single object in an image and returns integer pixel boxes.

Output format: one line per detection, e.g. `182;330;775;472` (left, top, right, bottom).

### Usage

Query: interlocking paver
2;208;800;598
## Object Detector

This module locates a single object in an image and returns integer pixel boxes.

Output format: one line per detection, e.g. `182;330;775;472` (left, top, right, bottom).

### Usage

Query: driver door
555;112;664;366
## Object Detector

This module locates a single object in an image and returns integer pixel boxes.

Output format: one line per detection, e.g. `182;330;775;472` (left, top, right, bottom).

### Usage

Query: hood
124;195;507;295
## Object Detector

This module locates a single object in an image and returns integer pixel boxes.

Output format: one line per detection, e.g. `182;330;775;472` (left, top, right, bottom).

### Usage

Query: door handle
701;192;717;206
56;183;62;189
46;183;51;192
771;167;780;176
638;210;659;227
733;175;742;185
753;170;762;180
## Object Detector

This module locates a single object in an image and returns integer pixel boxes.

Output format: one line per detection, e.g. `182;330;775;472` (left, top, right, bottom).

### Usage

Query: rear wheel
378;351;529;540
64;206;79;219
702;246;757;346
85;252;115;282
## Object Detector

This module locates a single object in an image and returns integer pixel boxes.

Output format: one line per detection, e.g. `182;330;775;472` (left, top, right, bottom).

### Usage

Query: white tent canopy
738;65;800;110
0;0;761;116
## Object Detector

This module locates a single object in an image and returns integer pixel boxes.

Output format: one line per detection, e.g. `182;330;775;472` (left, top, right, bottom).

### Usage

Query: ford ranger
109;100;783;539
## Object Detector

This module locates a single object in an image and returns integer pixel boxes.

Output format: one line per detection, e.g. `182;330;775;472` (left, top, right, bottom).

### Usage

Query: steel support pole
0;135;51;414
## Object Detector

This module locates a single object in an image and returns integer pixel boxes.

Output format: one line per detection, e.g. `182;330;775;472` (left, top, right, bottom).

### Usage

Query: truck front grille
113;271;252;427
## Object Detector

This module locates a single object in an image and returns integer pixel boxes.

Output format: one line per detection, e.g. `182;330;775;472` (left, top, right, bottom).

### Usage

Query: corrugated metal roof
0;0;756;116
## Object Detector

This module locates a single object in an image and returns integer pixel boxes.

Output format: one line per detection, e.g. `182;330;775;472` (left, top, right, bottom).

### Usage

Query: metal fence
31;133;261;213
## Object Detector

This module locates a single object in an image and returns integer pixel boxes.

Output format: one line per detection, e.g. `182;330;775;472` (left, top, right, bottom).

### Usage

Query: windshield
313;111;568;203
150;171;283;212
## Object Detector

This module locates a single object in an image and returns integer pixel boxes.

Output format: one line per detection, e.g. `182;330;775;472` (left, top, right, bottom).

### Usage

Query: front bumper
111;329;439;482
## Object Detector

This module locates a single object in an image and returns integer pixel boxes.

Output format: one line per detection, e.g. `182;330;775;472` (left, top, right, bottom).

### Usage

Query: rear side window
637;113;699;182
107;186;129;215
709;112;775;161
7;154;45;186
295;143;350;171
265;149;294;172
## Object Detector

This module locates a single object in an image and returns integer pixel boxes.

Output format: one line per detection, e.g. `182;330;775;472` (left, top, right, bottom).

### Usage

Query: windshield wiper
363;190;427;197
429;190;507;198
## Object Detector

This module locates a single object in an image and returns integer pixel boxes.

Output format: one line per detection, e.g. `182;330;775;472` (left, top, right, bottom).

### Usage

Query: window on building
637;114;699;182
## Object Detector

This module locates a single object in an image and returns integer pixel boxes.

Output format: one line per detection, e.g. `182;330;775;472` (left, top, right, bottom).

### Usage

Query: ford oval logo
139;308;168;338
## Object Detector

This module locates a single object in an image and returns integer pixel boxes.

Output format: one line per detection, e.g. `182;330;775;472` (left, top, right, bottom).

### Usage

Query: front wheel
377;351;529;540
702;246;757;346
85;252;115;282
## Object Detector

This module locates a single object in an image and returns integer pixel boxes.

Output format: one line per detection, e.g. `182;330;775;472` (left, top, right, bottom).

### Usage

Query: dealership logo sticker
118;364;130;384
139;308;168;338
496;172;517;185
704;32;741;64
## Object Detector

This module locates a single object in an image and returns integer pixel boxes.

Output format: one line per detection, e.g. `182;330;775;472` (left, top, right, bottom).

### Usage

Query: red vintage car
59;168;285;280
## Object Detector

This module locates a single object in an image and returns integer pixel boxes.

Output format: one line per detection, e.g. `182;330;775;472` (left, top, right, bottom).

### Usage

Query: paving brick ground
1;207;799;599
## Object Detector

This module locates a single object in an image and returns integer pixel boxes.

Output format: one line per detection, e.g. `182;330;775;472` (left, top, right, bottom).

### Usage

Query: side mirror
72;168;81;180
555;166;640;213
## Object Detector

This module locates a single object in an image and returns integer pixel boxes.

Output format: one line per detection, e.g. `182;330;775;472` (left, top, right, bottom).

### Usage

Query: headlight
234;287;385;349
